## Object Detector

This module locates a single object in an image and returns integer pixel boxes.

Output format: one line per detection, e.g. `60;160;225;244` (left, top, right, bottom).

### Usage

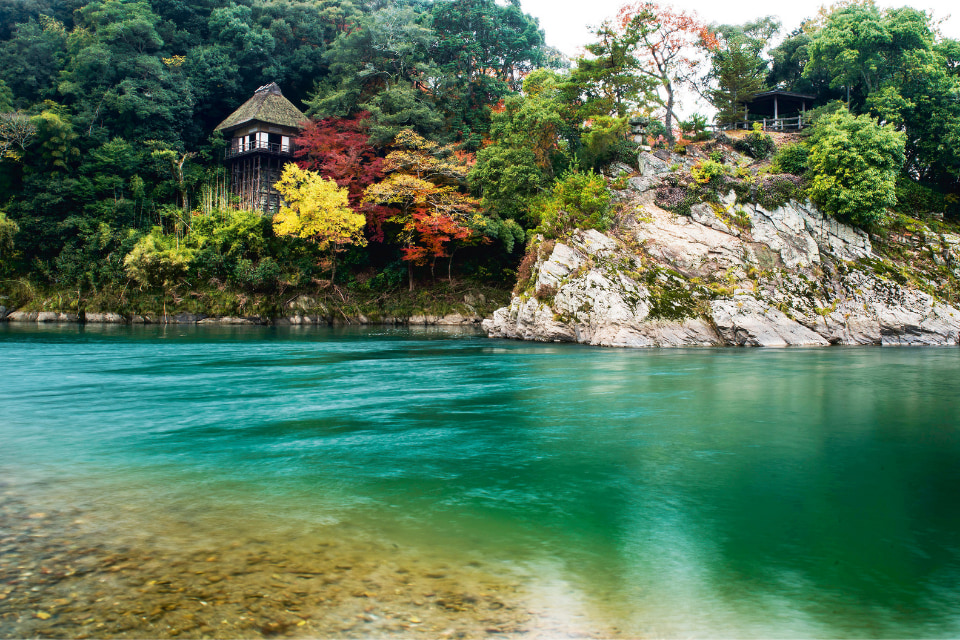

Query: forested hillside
0;0;958;321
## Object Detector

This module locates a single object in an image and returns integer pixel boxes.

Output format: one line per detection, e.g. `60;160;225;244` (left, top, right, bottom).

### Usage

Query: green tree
123;228;193;315
572;19;655;118
807;107;905;226
706;18;779;125
0;16;67;107
0;79;11;112
0;209;18;264
30;108;78;173
539;170;612;238
470;70;579;226
306;4;444;144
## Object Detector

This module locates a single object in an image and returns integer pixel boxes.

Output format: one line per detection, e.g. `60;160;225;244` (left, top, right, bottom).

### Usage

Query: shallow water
1;324;959;638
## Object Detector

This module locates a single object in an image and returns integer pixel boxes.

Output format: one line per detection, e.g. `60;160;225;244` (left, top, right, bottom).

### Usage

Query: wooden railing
225;140;295;159
710;115;807;132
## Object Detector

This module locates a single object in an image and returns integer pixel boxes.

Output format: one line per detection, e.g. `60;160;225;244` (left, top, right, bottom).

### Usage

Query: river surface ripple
1;324;959;638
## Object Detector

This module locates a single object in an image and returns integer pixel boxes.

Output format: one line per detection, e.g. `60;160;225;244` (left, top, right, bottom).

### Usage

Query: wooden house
215;82;306;213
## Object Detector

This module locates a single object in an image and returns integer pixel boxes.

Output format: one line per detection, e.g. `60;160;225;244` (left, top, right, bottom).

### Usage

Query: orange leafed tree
614;2;717;141
362;129;482;290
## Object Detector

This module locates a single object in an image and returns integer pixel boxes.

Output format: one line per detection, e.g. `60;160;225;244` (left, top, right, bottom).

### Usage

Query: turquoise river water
1;324;959;639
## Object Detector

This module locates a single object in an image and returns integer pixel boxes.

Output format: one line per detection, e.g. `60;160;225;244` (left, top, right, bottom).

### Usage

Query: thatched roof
215;83;306;132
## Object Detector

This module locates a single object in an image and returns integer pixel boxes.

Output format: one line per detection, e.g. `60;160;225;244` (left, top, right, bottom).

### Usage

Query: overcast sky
519;0;959;57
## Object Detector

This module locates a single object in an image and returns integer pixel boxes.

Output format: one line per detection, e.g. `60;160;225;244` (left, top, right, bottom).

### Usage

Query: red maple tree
614;2;717;140
294;112;395;241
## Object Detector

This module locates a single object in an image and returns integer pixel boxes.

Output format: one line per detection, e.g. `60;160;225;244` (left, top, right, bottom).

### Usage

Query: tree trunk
408;262;414;292
447;248;458;282
664;82;676;144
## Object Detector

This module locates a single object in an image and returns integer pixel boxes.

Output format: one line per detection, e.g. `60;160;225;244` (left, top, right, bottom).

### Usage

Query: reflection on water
1;324;960;638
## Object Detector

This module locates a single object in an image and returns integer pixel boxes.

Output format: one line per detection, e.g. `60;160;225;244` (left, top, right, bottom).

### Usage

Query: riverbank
0;281;511;328
0;478;591;640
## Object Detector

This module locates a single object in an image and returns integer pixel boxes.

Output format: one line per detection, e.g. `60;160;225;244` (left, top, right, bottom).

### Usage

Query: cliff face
484;155;960;347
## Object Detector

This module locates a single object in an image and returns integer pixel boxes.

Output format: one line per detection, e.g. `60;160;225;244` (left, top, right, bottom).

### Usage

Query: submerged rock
484;160;960;347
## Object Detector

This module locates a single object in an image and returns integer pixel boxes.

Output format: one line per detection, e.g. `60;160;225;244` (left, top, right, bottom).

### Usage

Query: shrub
894;177;948;216
757;174;806;210
514;242;538;293
539;170;612;238
772;143;810;176
690;160;727;186
0;210;19;269
123;229;194;290
807;108;905;226
679;114;710;141
733;124;776;159
580;115;639;171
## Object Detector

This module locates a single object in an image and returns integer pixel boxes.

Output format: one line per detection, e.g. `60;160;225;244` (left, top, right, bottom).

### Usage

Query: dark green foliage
733;126;776;159
894;176;952;216
772;5;960;206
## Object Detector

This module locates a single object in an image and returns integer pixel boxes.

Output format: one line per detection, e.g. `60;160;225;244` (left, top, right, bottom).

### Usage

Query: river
1;324;959;638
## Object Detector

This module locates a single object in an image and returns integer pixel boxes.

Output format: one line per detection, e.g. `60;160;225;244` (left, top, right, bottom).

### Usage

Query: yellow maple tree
273;164;366;283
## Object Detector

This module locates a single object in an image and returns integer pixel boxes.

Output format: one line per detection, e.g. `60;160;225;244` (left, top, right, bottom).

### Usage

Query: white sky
520;0;959;57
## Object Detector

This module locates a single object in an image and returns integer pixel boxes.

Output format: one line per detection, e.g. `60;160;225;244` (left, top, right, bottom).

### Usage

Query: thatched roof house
216;83;306;213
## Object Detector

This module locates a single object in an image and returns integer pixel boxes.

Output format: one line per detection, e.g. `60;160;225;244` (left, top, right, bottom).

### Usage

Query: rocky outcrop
5;311;79;323
484;158;960;347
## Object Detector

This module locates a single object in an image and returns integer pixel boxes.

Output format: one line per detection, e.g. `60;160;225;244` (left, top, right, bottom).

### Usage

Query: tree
611;2;717;141
272;164;366;284
430;0;544;92
471;69;581;227
0;111;36;160
867;48;960;192
807;107;905;226
123;228;195;316
0;16;67;107
572;19;656;118
305;4;444;144
706;18;779;125
0;210;18;264
429;0;545;142
0;79;11;112
804;4;935;109
294;112;392;241
30;108;78;172
150;146;196;213
362;129;479;289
